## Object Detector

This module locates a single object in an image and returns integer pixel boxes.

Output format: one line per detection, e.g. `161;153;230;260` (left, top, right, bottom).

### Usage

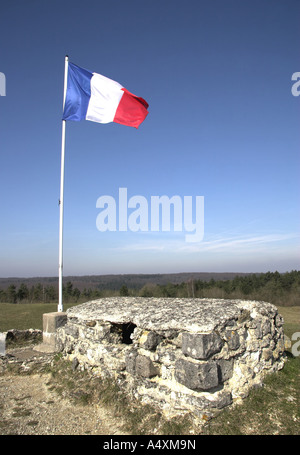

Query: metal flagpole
58;55;69;312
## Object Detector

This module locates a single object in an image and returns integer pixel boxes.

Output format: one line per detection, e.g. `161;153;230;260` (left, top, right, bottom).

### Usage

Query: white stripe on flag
86;73;124;124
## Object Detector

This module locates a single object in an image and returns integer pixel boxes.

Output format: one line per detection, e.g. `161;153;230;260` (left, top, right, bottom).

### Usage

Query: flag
62;62;149;128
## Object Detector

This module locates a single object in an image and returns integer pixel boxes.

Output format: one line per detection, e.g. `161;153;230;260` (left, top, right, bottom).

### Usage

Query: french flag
62;62;149;129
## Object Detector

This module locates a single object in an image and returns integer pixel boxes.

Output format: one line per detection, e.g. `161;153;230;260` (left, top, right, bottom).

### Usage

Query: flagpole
58;55;69;312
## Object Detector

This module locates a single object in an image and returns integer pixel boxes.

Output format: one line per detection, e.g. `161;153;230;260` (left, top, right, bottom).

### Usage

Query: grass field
0;302;79;332
0;301;299;435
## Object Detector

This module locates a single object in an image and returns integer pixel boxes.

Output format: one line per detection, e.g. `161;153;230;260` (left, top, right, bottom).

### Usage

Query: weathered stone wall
4;329;42;346
55;297;286;420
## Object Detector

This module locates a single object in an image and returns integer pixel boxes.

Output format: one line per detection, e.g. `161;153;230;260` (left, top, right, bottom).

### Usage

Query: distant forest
0;270;299;307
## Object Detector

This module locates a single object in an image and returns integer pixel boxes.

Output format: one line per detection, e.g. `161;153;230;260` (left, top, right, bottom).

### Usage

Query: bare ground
0;347;129;436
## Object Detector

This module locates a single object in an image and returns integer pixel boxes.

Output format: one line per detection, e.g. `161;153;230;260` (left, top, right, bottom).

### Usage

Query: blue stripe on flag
62;62;92;121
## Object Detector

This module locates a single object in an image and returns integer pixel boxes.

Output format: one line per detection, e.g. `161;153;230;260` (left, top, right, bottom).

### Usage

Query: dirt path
0;348;129;435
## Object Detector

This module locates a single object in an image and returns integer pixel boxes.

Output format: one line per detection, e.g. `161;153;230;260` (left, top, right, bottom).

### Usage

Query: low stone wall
5;329;42;345
55;297;286;420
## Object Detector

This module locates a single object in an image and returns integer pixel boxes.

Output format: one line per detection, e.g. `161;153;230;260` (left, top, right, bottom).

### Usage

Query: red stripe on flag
113;88;149;128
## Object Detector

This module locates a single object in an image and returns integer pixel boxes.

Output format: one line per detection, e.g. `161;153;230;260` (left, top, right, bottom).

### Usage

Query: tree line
0;270;299;306
151;270;300;306
0;281;84;304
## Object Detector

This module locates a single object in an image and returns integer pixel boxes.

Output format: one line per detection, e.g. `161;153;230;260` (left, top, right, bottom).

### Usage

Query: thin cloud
116;232;300;254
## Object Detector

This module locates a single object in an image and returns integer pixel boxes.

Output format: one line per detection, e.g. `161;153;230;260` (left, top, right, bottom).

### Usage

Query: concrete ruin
53;297;286;420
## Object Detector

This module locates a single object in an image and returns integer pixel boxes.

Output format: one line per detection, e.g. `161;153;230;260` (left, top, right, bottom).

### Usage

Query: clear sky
0;0;299;278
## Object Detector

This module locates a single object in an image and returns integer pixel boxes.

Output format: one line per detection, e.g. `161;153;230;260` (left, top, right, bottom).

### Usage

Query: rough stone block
175;358;219;391
262;319;271;337
64;323;79;338
216;358;234;382
185;389;232;410
135;354;158;378
225;330;240;350
126;351;158;378
261;348;273;361
182;332;223;359
125;350;138;375
139;331;161;351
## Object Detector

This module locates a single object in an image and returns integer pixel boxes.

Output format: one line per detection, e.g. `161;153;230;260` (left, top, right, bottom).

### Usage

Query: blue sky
0;0;299;277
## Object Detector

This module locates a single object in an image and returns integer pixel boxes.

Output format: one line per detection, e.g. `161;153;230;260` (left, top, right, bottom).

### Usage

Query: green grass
276;305;300;339
0;303;79;331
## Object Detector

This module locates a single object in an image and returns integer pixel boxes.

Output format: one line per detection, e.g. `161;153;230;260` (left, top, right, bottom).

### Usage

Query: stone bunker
55;297;286;420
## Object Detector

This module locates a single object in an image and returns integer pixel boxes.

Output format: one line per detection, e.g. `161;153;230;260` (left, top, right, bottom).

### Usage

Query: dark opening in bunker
111;322;137;344
122;322;137;344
